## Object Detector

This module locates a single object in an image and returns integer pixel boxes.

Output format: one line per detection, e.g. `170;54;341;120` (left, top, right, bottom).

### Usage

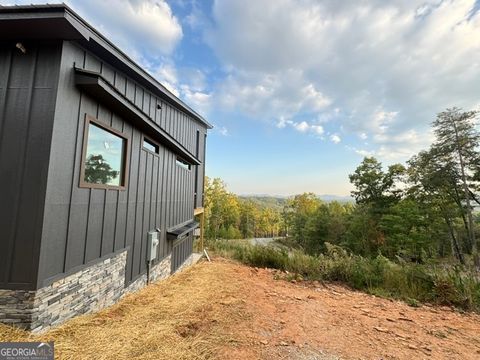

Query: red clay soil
214;258;480;360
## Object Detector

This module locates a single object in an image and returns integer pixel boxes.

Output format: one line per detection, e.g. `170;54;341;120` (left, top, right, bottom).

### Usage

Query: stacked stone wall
0;250;191;332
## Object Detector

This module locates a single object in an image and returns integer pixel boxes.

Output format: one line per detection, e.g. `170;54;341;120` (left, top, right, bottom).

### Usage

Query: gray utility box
147;230;160;262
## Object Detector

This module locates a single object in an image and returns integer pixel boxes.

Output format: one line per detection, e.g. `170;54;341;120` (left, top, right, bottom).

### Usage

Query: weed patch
206;239;480;312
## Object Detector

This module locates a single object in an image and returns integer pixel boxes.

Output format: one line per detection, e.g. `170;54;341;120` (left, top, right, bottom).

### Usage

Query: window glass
176;157;191;170
143;138;158;153
84;123;125;186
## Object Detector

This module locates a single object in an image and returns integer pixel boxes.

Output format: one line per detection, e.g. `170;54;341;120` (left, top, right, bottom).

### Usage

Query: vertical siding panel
159;148;167;258
171;108;175;140
125;79;135;103
114;120;131;251
124;130;140;283
102;189;117;256
174;110;179;143
173;107;177;139
83;52;101;72
132;150;146;280
151;96;158;125
144;92;151;116
0;47;12;285
178;112;183;146
113;71;126;97
187;116;191;151
85;188;105;262
57;48;90;273
176;166;180;225
184;115;188;151
186;117;191;153
170;155;176;227
189;118;194;153
183;169;188;222
101;63;115;84
97;103;111;126
135;84;143;109
178;168;183;224
184;171;188;223
160;101;166;129
1;45;38;284
166;104;171;133
150;156;159;230
140;153;153;273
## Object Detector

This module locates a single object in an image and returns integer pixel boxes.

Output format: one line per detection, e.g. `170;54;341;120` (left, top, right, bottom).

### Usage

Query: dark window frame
142;135;160;155
79;114;130;191
176;156;191;171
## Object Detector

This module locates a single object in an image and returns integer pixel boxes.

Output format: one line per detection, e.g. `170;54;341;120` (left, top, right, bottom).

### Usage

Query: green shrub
206;239;480;312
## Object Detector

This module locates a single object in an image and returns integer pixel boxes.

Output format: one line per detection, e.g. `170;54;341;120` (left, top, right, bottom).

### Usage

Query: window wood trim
79;114;130;191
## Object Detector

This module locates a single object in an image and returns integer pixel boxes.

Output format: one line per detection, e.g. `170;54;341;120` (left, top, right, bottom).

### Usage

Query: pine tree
432;108;480;267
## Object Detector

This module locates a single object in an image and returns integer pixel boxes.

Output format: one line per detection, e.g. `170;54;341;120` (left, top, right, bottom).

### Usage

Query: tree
284;193;320;250
204;177;240;239
349;157;405;216
239;200;259;238
407;149;466;264
84;154;119;184
432;108;480;267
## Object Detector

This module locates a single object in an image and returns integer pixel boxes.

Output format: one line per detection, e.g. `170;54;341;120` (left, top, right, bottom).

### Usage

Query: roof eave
0;3;213;129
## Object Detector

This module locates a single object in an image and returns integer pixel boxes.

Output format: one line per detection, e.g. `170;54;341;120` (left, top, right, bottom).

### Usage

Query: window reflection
84;123;125;186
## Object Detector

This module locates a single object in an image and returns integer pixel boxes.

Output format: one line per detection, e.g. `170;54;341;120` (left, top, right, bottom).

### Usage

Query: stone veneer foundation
0;250;191;332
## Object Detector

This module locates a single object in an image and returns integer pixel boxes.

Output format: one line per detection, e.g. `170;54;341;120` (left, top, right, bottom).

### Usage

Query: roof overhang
0;4;213;130
75;68;200;165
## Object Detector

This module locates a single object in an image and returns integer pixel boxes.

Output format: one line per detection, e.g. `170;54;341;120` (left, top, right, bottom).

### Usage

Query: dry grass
0;260;249;360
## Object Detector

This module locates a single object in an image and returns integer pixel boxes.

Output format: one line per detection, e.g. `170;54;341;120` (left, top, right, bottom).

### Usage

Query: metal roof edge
0;3;213;129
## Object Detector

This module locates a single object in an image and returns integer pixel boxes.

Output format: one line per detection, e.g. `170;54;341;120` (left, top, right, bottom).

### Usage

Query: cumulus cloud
330;134;341;144
73;0;183;57
277;118;325;137
215;69;331;123
206;0;480;161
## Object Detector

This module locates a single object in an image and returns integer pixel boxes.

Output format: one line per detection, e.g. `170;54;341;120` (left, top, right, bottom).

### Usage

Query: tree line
203;177;286;239
204;108;480;268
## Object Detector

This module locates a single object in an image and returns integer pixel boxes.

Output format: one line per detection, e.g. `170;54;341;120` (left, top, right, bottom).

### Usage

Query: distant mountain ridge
239;194;354;203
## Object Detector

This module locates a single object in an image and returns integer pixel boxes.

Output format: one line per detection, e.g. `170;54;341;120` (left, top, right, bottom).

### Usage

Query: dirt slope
1;258;479;359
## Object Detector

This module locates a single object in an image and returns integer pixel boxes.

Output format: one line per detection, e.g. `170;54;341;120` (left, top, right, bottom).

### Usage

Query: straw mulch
0;260;249;359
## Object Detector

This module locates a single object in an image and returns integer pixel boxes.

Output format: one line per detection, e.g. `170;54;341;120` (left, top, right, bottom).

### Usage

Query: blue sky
4;0;480;195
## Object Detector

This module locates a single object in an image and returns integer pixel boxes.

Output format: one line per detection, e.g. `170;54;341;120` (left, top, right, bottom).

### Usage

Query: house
0;4;211;331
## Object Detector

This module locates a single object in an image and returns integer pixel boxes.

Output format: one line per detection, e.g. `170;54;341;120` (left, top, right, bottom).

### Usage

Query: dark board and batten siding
37;40;206;288
0;42;61;290
171;234;194;273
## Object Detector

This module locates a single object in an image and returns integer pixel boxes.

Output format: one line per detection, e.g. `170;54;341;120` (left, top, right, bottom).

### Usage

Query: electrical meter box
147;230;159;262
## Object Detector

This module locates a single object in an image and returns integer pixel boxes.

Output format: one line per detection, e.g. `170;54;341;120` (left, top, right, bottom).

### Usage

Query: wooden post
200;211;205;250
194;207;205;250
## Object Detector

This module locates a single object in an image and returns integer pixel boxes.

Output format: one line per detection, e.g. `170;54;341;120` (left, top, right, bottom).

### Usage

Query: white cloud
70;0;183;57
294;121;310;133
205;0;480;161
181;85;211;116
278;119;324;137
311;125;325;136
330;134;341;144
216;126;229;136
215;69;331;122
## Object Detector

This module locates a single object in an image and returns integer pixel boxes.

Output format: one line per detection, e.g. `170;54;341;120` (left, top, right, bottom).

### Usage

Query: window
176;157;191;170
143;137;159;154
80;116;128;189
